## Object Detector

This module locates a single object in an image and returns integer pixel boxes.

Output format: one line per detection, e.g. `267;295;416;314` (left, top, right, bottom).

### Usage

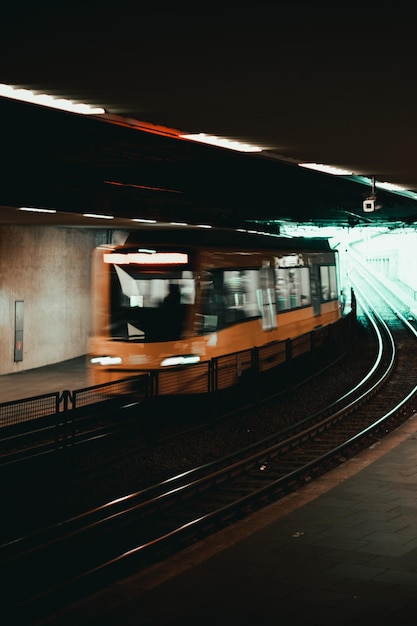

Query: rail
10;287;417;623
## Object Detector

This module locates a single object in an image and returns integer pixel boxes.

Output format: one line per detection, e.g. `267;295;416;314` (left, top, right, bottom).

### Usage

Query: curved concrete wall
351;230;417;292
0;225;108;375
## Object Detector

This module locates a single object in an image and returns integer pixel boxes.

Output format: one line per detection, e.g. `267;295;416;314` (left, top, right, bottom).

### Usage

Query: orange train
88;226;342;389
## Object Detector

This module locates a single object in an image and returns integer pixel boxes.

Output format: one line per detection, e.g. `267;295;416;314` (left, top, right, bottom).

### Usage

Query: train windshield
109;264;195;342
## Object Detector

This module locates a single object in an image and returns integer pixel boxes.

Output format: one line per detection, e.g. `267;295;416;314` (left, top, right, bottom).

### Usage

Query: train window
198;268;261;333
320;265;337;301
275;267;311;311
258;266;277;330
109;265;196;342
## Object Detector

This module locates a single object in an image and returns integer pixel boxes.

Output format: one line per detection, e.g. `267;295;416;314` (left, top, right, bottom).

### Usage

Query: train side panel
87;230;342;391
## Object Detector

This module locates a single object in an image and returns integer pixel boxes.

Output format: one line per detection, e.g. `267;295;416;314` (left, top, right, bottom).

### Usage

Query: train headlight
90;356;123;366
160;354;201;367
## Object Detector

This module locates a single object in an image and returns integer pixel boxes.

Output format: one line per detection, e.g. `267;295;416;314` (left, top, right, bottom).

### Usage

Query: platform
0;356;90;404
37;413;417;625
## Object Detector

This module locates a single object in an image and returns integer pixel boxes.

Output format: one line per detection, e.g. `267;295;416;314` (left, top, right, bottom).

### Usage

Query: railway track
3;269;417;623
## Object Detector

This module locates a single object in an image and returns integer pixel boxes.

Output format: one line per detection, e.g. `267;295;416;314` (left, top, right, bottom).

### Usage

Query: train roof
124;226;333;252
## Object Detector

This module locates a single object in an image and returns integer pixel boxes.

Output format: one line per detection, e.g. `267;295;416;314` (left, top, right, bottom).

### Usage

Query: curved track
4;271;417;622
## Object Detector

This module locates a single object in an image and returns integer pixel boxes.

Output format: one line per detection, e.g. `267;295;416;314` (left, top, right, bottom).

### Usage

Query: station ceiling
2;2;417;232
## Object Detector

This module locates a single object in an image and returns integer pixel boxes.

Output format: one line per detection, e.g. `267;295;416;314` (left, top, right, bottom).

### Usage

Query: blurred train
88;227;342;391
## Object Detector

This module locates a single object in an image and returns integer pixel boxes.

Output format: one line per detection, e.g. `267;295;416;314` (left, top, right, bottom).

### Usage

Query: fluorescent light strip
131;218;157;224
299;164;417;198
181;132;262;153
19;206;56;214
0;84;105;115
376;181;407;192
83;213;114;220
299;163;354;176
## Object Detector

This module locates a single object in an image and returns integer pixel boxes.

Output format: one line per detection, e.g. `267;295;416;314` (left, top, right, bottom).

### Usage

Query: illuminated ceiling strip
181;132;263;153
104;252;189;265
375;180;412;193
83;213;114;219
299;163;417;199
0;84;105;115
19;206;56;214
299;163;354;176
353;175;417;199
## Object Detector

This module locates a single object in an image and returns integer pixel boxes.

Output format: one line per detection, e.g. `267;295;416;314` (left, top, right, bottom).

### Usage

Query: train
88;226;342;392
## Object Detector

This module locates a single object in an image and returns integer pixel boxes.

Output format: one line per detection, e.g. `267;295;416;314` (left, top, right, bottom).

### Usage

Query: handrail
0;312;356;461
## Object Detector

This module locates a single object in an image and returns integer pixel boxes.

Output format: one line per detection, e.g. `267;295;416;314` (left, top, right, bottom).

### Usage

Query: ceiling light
0;84;105;115
19;206;56;213
131;218;157;223
299;163;354;176
375;181;407;192
83;213;114;219
181;132;263;152
353;175;417;200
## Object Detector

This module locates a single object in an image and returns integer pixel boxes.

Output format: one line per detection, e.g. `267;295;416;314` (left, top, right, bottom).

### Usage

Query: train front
88;243;204;390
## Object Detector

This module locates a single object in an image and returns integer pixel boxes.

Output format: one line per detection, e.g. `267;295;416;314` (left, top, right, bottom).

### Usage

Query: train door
309;264;321;316
258;266;277;330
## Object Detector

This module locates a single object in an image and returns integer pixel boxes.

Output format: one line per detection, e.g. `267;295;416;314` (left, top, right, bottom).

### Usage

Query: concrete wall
394;232;417;292
0;225;109;375
351;230;417;287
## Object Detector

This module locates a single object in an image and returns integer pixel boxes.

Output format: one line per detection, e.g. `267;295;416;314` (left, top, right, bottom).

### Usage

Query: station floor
38;411;417;625
0;355;90;403
3;358;417;624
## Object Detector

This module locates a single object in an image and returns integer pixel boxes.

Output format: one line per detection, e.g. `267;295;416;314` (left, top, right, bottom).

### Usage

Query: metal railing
0;308;356;461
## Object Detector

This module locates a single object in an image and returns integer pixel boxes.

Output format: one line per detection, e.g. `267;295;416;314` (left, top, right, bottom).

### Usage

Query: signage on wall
14;300;24;362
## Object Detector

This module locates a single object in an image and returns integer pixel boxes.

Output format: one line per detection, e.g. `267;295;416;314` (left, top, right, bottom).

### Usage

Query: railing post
312;330;317;377
58;389;73;449
146;371;158;444
210;358;218;423
253;347;260;405
286;338;292;390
